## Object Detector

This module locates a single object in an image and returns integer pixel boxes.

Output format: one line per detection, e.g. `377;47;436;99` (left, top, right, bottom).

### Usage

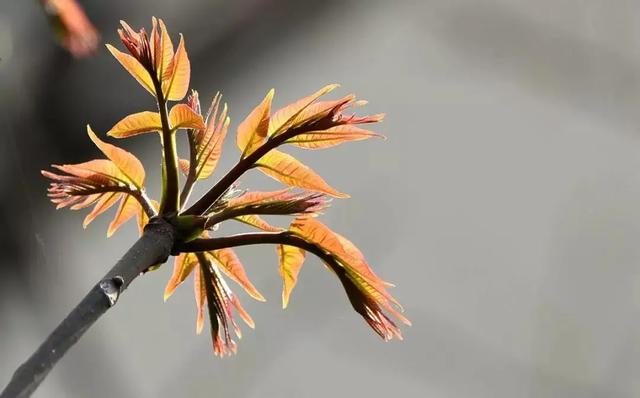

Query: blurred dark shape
41;0;99;58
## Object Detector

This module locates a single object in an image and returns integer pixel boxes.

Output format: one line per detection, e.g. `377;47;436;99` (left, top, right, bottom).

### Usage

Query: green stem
179;130;199;208
153;78;180;215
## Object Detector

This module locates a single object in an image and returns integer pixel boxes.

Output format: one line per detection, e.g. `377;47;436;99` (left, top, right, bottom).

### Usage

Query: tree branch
1;218;175;398
176;232;334;264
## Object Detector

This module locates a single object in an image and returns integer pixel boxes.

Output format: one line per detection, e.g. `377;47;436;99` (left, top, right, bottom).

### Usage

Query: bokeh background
3;0;640;396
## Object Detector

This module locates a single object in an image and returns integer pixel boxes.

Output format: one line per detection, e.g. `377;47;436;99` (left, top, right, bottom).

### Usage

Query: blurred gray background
2;0;640;396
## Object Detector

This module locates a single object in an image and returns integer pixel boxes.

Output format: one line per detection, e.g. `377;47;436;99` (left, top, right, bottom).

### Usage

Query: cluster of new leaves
43;18;409;356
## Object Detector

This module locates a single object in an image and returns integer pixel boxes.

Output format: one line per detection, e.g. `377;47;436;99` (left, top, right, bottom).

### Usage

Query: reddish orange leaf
193;94;229;180
268;84;339;136
87;126;145;188
208;249;265;302
169;104;205;130
226;188;292;208
51;159;123;185
236;89;274;157
290;218;389;292
150;18;174;79
82;192;121;228
107;194;139;237
286;125;383;150
164;253;198;301
256;150;348;198
295;95;355;124
289;217;408;324
106;44;155;96
233;215;283;232
162;34;190;101
202;260;254;356
194;264;206;334
44;156;149;236
277;245;306;308
107;111;162;138
178;158;190;176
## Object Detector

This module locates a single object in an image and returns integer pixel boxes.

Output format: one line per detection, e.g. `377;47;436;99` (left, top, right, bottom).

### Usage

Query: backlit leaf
286;125;383;150
83;192;121;228
233;215;283;232
290;217;404;312
169;104;205;130
194;264;206;334
256;150;347;198
106;44;155;96
178;158;190;176
164;253;197;301
208;249;265;302
236;89;274;157
107;194;139;237
151;18;174;79
226;188;292;208
107;111;162;138
44;155;150;236
193;94;229;179
290;217;390;294
87;125;145;188
268;84;338;136
277;245;305;308
162;34;190;101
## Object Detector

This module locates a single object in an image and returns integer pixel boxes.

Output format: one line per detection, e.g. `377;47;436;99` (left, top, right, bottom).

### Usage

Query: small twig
183;127;301;216
0;218;175;398
177;232;330;261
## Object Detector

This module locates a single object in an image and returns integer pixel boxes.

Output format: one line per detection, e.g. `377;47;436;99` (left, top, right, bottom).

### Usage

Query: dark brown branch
176;232;334;264
0;218;175;398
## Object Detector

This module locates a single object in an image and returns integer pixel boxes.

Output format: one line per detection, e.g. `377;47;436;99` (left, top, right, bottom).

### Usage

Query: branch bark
0;218;175;398
176;232;336;265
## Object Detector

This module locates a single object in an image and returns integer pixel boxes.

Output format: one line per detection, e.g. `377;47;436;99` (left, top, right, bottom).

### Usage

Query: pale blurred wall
3;0;640;397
